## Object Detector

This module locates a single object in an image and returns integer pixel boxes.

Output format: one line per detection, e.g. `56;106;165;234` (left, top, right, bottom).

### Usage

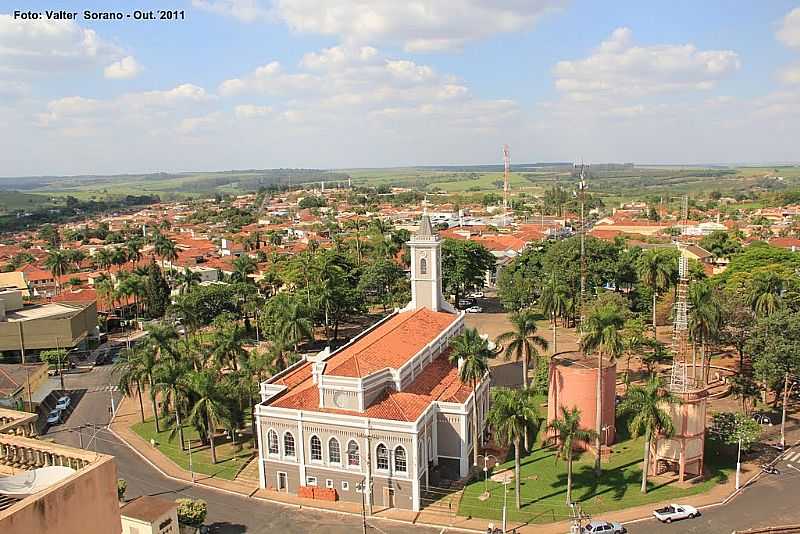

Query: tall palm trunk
149;374;160;433
651;290;658;337
566;450;573;504
207;409;218;464
522;346;530;451
472;380;480;468
514;436;521;510
641;430;651;493
136;382;145;423
552;314;558;355
595;352;602;476
174;397;186;451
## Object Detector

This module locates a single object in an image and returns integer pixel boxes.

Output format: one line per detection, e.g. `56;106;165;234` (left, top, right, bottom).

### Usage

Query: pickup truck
652;504;699;523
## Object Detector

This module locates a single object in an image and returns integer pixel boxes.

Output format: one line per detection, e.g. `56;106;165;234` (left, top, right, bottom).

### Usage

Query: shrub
176;498;208;527
117;479;127;500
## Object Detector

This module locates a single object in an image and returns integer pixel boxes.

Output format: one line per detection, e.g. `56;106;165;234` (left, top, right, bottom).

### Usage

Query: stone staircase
235;456;260;485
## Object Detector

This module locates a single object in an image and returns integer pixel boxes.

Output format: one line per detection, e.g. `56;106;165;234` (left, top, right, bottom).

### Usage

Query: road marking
789;464;800;473
787;452;800;463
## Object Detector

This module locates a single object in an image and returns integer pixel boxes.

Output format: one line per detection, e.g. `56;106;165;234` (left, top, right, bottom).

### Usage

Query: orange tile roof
324;308;458;378
270;351;472;422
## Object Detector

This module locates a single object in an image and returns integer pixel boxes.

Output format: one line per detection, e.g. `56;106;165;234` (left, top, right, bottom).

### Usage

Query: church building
253;215;491;511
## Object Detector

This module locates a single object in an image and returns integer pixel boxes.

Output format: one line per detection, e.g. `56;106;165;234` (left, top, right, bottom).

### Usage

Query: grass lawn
458;425;731;525
132;418;256;481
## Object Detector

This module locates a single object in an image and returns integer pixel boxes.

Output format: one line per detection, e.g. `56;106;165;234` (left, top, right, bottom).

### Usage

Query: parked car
653;504;699;523
457;299;475;308
55;396;71;411
583;520;626;533
46;409;62;425
466;306;483;313
752;413;772;425
469;291;484;299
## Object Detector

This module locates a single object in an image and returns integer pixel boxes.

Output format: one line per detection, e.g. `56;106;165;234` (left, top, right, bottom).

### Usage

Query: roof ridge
386;388;410;422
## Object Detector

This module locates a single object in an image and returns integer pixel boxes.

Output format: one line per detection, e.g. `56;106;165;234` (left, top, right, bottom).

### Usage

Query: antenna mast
670;193;692;392
503;144;510;227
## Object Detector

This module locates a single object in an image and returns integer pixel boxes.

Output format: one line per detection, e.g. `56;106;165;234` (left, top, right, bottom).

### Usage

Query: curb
107;425;484;533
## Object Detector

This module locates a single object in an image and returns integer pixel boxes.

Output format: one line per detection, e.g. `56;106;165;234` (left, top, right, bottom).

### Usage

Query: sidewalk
109;392;784;534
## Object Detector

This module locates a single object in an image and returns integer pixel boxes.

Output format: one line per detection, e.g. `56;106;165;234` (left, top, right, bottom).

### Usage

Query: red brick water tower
547;351;617;447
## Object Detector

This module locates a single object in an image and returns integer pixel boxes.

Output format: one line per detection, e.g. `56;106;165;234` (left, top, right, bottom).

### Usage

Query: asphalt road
625;447;800;534
43;366;444;534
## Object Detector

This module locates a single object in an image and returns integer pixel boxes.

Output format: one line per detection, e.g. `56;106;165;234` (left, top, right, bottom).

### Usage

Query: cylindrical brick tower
547;351;617;447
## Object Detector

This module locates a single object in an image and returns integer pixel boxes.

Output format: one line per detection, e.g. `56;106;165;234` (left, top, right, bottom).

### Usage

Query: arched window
376;444;389;470
284;432;295;457
267;429;279;455
329;438;341;464
394;446;407;473
310;435;322;461
420;258;428;275
347;440;360;466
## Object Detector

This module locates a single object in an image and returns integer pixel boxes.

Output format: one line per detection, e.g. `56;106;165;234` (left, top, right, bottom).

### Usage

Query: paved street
43;366;444;534
626;447;800;534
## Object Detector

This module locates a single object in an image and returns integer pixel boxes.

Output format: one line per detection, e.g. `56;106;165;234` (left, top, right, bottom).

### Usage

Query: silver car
583;520;626;533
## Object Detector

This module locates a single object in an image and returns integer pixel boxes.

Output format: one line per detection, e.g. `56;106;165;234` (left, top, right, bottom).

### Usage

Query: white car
469;291;484;298
583;520;626;533
46;409;62;425
466;306;483;313
55;396;71;411
653;504;699;523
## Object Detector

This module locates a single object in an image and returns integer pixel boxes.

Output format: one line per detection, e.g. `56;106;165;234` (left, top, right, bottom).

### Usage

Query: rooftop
121;495;177;523
323;307;458;378
3;302;87;322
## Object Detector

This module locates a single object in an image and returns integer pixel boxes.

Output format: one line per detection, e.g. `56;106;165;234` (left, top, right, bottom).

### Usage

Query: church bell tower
406;214;454;313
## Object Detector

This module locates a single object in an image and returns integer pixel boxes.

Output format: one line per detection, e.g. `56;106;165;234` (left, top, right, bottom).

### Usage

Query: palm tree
65;249;86;272
540;272;570;354
449;328;491;467
688;281;721;384
581;303;625;476
44;250;70;294
174;267;201;295
154;235;178;271
126;238;143;267
94;248;114;271
636;249;675;336
274;295;314;352
113;345;148;423
487;387;540;509
209;314;246;371
154;354;191;450
232;255;257;284
618;375;679;493
546;406;598;504
747;271;784;319
186;369;229;464
496;309;548;450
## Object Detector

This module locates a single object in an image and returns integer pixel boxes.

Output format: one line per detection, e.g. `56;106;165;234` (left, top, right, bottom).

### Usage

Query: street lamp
475;454;497;498
501;472;511;533
781;379;798;451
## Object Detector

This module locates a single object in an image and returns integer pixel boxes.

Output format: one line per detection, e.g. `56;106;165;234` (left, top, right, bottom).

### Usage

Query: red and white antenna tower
502;144;510;226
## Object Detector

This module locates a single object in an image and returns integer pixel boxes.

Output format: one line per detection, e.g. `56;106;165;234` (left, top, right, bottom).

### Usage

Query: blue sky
2;1;800;175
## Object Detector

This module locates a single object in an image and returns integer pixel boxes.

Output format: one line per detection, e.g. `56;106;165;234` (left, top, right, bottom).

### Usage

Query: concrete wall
0;302;96;351
0;455;121;534
436;413;462;458
121;508;179;534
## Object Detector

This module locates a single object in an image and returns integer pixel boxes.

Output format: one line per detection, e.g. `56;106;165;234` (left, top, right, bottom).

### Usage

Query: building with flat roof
120;495;179;534
0;289;97;353
254;215;490;512
0;409;121;534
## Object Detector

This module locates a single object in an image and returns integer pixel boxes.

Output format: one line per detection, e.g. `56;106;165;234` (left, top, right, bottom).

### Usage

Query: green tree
357;258;407;312
143;260;171;318
700;231;741;259
747;270;785;318
497;309;548;392
618;375;679;493
487;387;540;509
636;249;676;335
44;249;70;294
540;272;571;354
449;328;491;468
185;369;229;464
231;255;257;284
688;281;721;383
546;406;598;504
710;411;762;452
581;301;625;475
441;239;495;307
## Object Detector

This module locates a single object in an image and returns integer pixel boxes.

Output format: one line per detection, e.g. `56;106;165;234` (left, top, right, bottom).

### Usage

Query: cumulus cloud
780;64;800;84
0;14;122;75
777;8;800;49
235;104;274;118
104;56;143;80
199;0;565;51
191;0;273;22
554;27;740;100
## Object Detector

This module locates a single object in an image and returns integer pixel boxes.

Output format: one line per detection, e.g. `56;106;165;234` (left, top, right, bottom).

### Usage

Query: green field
458;425;730;525
0;191;56;212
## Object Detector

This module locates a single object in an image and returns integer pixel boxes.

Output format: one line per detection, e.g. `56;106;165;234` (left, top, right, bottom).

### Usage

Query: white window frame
328;437;341;465
326;479;334;489
347;439;361;469
341;481;350;491
267;428;279;456
284;431;296;458
394;445;407;474
306;476;318;487
375;443;389;472
309;434;323;463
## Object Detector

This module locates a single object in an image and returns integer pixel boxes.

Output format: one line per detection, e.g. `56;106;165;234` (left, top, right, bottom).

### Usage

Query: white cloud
235;104;273;118
219;61;318;96
777;8;800;49
0;14;122;75
191;0;273;22
269;0;566;52
104;56;142;80
554;27;740;100
780;64;800;84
